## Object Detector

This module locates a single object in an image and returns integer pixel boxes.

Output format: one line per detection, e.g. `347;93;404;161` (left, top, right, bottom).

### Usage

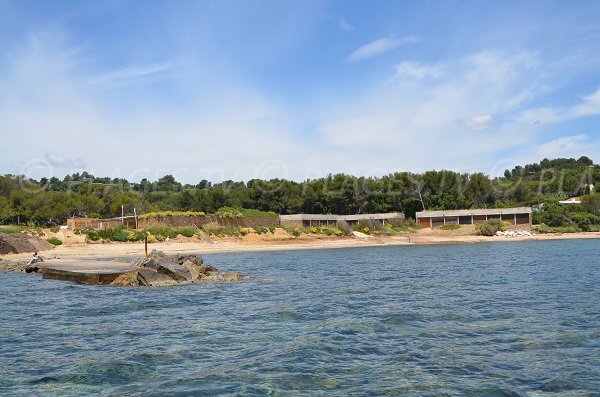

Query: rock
177;254;203;266
352;231;371;239
136;268;179;287
124;250;242;286
156;262;193;282
25;263;39;273
182;260;202;280
201;271;243;282
149;249;166;258
111;271;139;286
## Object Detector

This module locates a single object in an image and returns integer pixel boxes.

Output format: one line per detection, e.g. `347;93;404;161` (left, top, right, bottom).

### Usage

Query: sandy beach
2;227;600;262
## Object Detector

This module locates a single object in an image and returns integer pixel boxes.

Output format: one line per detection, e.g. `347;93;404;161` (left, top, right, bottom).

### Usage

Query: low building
415;207;532;228
67;216;138;230
279;212;405;228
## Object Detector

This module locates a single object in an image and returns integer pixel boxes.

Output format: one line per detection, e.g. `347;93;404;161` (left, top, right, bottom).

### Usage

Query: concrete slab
40;258;136;285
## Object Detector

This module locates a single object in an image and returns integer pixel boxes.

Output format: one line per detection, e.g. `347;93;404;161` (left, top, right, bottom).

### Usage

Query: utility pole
121;204;124;224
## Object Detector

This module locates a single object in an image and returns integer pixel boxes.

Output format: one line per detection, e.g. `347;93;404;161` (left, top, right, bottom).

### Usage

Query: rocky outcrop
111;250;243;286
0;233;53;255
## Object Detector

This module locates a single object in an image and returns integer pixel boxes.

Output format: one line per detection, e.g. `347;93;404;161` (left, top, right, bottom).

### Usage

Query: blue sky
1;0;599;183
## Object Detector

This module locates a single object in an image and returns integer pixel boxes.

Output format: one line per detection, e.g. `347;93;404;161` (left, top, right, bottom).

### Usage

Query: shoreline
2;231;600;262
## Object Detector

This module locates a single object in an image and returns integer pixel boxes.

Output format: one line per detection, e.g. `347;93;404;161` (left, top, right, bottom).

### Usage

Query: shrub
320;227;334;236
292;229;301;237
254;226;270;234
49;226;60;233
179;227;196;238
0;226;26;234
336;220;353;235
215;207;244;218
440;224;460;230
139;211;205;219
112;230;129;242
310;226;318;234
476;219;504;236
403;218;418;228
268;226;276;233
203;225;241;237
84;229;100;241
533;223;581;233
47;237;63;246
147;227;178;239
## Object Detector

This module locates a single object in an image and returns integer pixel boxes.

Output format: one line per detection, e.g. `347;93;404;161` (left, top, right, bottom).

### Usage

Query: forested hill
0;156;599;225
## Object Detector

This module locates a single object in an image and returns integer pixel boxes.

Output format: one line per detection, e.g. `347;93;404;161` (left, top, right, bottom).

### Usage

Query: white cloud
516;86;600;124
393;62;443;82
463;115;493;131
319;49;550;173
87;63;174;87
346;37;418;63
534;135;589;158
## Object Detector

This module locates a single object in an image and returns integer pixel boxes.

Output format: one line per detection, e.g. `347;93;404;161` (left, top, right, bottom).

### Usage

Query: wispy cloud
87;63;174;88
346;36;418;63
463;115;493;131
338;17;354;32
393;61;443;82
534;135;590;159
517;86;600;124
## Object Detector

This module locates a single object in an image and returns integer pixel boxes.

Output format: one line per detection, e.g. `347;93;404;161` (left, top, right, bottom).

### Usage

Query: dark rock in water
181;260;202;280
156;262;193;282
202;271;243;282
119;250;242;286
25;263;39;273
177;254;203;266
136;268;179;287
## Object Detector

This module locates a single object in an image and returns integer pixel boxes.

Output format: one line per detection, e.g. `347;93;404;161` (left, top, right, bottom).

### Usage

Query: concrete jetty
40;259;136;285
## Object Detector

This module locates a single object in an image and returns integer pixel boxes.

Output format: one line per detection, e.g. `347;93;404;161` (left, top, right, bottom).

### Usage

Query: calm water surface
1;240;599;396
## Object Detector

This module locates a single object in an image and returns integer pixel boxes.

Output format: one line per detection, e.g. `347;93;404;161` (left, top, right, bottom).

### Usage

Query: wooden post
144;234;148;258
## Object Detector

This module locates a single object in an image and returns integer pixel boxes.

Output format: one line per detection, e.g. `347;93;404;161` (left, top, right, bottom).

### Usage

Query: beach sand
2;226;600;262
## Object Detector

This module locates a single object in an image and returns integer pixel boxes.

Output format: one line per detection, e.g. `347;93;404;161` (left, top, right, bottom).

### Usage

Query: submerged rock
111;250;243;287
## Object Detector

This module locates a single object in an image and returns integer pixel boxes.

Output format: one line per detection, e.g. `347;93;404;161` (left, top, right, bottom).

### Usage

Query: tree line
1;156;599;226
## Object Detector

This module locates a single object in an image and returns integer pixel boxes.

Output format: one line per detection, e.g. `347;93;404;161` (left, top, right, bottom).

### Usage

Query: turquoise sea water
1;239;599;396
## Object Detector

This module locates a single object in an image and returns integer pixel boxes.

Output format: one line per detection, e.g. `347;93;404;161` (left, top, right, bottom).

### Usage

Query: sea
1;239;599;396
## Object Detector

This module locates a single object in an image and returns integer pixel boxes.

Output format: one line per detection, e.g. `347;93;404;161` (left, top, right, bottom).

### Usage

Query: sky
1;0;600;183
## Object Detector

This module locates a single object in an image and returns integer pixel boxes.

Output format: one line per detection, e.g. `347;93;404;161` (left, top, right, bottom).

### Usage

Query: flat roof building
415;207;532;228
279;212;405;228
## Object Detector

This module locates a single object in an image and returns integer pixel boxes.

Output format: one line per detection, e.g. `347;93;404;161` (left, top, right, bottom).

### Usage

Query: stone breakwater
111;250;243;286
0;250;243;287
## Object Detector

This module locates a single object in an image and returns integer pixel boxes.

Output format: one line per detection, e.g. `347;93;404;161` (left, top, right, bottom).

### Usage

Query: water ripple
1;239;600;395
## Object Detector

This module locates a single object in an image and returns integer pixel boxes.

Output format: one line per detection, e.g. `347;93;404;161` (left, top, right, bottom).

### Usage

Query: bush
476;219;504;236
203;226;241;237
47;237;63;246
112;230;129;242
84;229;100;241
215;207;244;218
254;226;269;234
310;226;318;234
179;227;196;238
147;227;178;239
139;211;205;219
336;220;353;235
320;227;334;236
533;223;581;233
49;226;60;233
